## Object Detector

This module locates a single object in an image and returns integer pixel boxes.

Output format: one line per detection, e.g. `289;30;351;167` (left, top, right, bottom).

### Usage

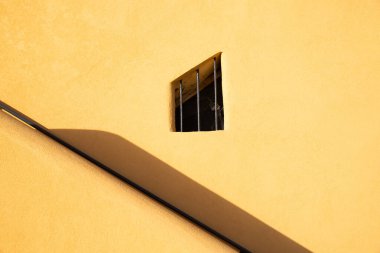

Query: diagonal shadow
51;129;311;253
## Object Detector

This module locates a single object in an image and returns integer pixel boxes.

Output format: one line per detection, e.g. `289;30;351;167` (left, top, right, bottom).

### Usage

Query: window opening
173;53;224;132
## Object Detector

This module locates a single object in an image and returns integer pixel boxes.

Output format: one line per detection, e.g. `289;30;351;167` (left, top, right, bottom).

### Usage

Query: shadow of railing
51;129;311;253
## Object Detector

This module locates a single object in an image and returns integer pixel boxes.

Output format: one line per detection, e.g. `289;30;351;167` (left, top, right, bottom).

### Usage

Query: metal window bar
213;57;218;130
179;80;183;132
196;69;201;131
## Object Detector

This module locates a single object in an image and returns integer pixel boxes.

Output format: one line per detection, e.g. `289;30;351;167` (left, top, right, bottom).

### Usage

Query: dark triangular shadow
51;129;311;253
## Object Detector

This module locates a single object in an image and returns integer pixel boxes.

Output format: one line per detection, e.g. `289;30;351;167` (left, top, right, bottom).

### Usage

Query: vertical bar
196;70;201;131
179;80;183;132
213;57;218;130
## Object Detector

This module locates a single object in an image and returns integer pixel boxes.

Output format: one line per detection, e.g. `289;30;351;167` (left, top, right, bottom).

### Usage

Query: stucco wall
1;1;380;252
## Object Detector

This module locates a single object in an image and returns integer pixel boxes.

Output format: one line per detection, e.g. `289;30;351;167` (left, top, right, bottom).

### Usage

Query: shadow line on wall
51;129;312;253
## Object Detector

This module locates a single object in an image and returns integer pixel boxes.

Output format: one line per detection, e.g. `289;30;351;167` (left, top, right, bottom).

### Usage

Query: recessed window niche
172;53;224;132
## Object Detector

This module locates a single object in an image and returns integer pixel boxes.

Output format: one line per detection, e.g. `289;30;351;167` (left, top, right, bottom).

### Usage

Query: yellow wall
0;111;236;253
1;1;380;252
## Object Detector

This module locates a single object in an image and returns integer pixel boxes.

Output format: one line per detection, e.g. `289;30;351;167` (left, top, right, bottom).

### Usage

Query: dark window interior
175;78;223;131
172;53;224;132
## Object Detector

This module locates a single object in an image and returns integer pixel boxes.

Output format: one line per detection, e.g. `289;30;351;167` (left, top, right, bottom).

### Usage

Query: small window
172;53;224;132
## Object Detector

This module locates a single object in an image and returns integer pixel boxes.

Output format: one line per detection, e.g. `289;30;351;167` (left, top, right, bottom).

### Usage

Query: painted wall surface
0;112;236;252
1;1;380;252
